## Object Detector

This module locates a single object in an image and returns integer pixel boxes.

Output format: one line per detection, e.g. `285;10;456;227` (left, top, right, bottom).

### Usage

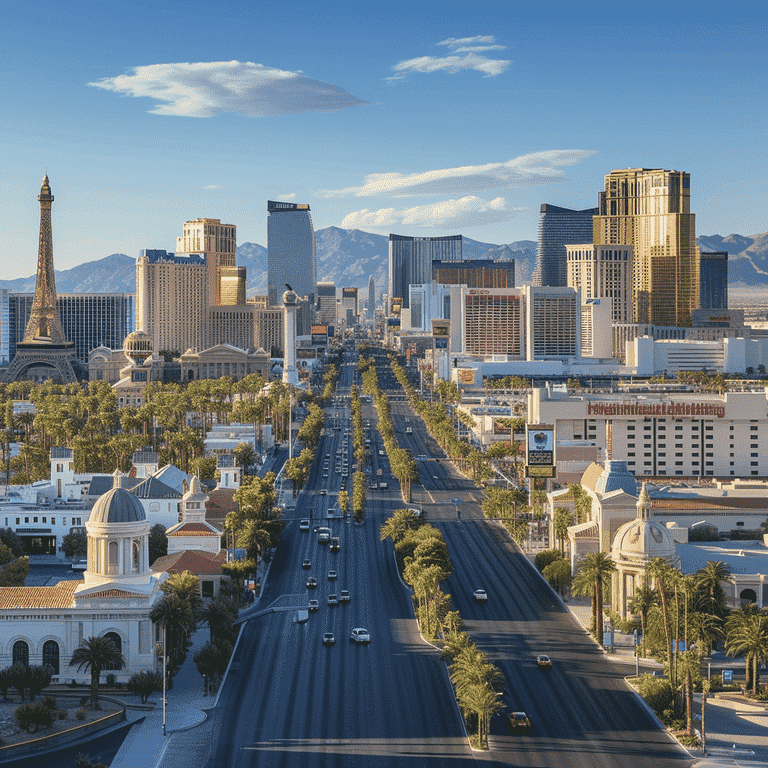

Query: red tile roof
152;550;226;576
0;580;80;609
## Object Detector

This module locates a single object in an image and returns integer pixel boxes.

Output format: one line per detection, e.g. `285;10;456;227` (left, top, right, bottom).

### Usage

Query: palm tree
200;598;237;646
380;509;421;544
628;585;658;655
69;636;124;708
459;683;503;749
151;593;197;665
552;507;573;552
726;606;768;696
238;519;272;563
647;558;677;678
572;552;616;644
694;561;732;619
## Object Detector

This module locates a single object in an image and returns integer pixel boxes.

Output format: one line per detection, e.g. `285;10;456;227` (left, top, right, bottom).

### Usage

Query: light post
156;625;168;737
451;498;461;522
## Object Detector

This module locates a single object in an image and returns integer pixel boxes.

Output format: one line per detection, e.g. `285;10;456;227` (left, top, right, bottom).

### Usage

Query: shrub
76;755;109;768
126;670;163;704
635;673;674;716
14;700;57;733
535;549;563;573
708;674;723;692
76;708;86;720
0;666;14;700
58;709;67;720
105;673;116;687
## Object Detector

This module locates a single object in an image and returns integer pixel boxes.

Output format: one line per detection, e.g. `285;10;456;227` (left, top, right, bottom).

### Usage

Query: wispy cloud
202;184;223;190
320;150;597;198
277;193;296;200
388;35;509;81
341;197;523;229
89;61;368;117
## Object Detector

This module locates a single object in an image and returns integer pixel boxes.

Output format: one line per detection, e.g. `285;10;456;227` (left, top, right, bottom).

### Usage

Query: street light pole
162;623;167;737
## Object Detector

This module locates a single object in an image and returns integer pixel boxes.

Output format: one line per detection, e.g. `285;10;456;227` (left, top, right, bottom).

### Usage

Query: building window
43;640;60;675
103;633;122;670
13;641;29;667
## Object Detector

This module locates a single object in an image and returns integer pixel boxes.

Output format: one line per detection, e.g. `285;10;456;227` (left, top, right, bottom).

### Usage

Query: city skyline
1;0;765;277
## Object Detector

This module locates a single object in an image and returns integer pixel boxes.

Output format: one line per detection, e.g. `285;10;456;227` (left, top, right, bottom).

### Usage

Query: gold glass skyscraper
593;168;698;327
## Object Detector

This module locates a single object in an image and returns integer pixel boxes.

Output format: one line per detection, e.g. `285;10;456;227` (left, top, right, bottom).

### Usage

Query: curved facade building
267;201;316;307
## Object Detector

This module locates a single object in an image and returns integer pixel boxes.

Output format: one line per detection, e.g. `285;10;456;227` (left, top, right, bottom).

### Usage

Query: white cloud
320;150;597;198
89;61;368;118
202;184;223;190
437;35;497;47
277;193;296;200
389;35;509;81
340;196;524;229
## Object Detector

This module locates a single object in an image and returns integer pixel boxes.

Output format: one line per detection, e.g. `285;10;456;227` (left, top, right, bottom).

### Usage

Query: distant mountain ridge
2;229;767;294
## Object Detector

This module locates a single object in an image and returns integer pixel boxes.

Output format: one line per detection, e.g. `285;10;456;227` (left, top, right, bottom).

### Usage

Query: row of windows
10;633;122;675
8;516;81;526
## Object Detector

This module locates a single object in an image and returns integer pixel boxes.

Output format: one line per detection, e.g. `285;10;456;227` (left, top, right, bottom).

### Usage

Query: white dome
612;518;677;562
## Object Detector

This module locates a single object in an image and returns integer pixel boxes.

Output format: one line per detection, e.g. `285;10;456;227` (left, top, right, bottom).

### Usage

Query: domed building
0;472;166;682
611;484;681;620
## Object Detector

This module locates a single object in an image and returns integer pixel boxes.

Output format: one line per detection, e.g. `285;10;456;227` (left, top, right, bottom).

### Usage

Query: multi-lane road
205;343;693;768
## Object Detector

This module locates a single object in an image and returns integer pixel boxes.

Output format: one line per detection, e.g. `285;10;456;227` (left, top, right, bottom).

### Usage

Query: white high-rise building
567;244;634;324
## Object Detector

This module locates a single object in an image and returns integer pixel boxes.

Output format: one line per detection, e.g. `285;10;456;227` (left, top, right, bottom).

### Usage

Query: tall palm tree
694;561;732;619
200;598;237;646
628;585;658;655
572;552;616;643
459;683;503;749
380;509;421;544
69;636;124;708
151;593;197;664
726;605;768;696
646;558;676;674
238;519;272;563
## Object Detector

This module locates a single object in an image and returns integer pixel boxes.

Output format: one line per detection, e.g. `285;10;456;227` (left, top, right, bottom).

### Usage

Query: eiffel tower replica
2;175;79;383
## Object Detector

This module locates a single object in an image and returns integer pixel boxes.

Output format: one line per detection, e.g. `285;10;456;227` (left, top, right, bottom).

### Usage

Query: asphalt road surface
204;344;694;768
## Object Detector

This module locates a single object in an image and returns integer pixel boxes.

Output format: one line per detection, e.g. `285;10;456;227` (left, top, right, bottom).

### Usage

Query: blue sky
1;0;765;276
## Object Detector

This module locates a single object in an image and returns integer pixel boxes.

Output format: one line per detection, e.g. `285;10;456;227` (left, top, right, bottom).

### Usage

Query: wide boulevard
204;342;694;768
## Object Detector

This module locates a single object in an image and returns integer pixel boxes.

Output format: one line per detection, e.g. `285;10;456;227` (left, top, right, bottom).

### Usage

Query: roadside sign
722;669;733;684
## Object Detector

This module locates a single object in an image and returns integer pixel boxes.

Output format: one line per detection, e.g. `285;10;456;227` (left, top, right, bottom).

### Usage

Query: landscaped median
380;508;503;750
0;691;124;756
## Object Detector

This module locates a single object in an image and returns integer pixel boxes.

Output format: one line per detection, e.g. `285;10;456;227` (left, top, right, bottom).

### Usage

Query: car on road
320;488;327;495
416;455;428;461
307;577;317;588
327;594;339;606
302;559;311;569
330;537;340;552
536;655;552;668
317;527;331;543
350;628;371;644
339;589;350;603
405;427;412;434
71;559;87;571
308;599;319;612
322;633;335;645
508;712;531;732
473;589;488;602
299;519;310;531
327;570;337;580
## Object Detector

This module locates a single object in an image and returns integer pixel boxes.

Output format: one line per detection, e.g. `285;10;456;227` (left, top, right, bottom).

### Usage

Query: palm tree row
442;631;504;749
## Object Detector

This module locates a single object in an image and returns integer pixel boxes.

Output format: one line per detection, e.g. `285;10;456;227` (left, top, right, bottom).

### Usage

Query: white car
350;628;371;644
473;589;488;602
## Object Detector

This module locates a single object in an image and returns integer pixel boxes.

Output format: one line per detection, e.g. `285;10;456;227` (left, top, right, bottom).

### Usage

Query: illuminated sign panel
526;424;554;467
586;401;726;418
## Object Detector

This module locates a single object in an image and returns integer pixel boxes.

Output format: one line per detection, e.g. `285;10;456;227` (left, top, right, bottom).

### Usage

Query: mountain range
2;228;767;295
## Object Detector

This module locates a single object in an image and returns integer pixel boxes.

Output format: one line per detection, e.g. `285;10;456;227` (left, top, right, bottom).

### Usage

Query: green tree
61;530;87;560
380;509;422;545
553;507;574;552
0;555;30;587
200;598;237;647
542;558;572;597
0;528;24;557
572;552;616;643
126;670;163;704
338;490;349;517
694;561;732;619
148;524;168;567
726;606;768;696
150;594;197;668
68;636;125;708
628;585;658;655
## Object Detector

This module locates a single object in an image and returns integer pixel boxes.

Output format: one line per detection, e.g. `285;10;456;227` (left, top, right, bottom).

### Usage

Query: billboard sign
457;368;476;385
526;424;555;467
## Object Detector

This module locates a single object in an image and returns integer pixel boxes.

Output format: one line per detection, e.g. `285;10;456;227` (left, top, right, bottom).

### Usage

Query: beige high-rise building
593;168;698;327
176;218;237;306
253;306;285;357
136;250;208;354
566;244;634;323
219;267;247;306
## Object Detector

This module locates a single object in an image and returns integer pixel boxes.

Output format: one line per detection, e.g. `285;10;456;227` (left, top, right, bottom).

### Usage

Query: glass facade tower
388;234;462;309
267;201;316;307
532;204;598;287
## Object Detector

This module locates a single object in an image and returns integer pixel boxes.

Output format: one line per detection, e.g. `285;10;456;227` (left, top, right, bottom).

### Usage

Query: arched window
12;640;29;667
103;632;122;671
42;640;60;675
109;540;118;573
132;540;140;573
740;588;757;604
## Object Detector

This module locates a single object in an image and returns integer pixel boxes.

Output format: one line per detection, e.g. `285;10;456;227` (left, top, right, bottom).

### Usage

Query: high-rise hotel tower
267;201;316;307
593;168;698;327
176;218;237;306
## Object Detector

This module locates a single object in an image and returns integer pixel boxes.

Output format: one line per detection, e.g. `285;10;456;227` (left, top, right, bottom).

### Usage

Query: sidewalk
565;596;664;671
108;627;213;768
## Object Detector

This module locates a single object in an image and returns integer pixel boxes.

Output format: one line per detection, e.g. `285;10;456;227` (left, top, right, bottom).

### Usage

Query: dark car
509;712;531;733
327;570;337;581
322;633;335;645
327;593;339;606
307;577;317;589
339;589;350;603
330;537;340;552
308;599;319;612
302;559;311;570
